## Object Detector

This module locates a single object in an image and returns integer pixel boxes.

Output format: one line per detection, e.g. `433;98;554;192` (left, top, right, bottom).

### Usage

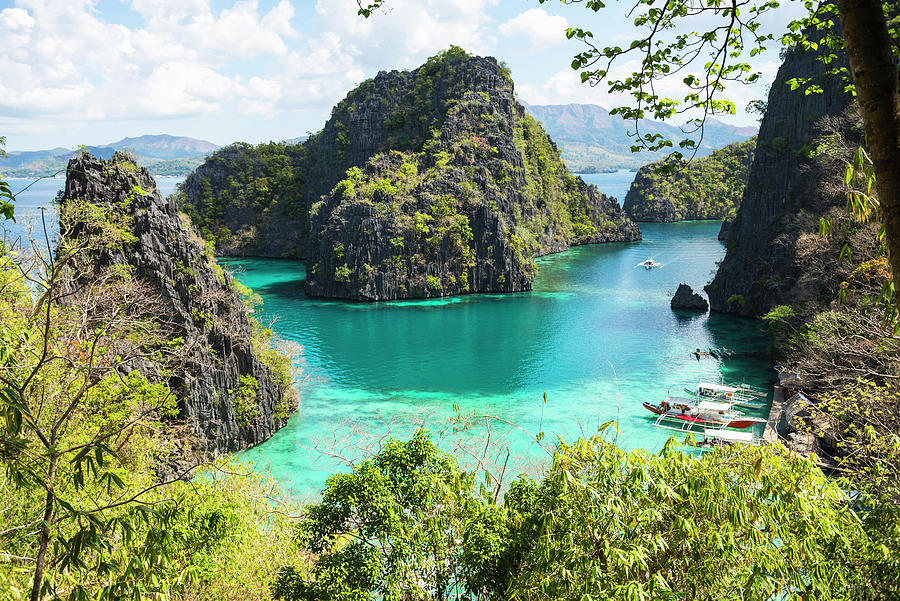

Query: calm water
231;220;772;498
3;171;771;499
579;170;636;205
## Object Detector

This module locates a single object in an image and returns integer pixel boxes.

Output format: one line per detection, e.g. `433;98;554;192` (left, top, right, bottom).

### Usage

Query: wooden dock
763;385;785;445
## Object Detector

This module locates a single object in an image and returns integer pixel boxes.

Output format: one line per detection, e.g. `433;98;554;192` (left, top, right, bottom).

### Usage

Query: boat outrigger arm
687;428;764;450
685;382;766;409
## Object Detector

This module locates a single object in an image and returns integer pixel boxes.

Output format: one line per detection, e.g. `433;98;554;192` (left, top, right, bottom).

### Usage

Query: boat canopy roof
703;429;755;443
698;382;739;393
664;396;698;405
698;400;732;412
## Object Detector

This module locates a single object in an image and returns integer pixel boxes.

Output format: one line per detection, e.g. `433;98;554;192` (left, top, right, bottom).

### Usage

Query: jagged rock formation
623;138;755;222
304;49;639;300
61;152;297;455
706;36;854;316
179;48;640;301
670;284;708;312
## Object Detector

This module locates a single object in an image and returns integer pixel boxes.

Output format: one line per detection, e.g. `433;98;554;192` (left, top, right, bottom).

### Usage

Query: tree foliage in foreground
0;197;304;600
274;429;895;600
0;136;15;220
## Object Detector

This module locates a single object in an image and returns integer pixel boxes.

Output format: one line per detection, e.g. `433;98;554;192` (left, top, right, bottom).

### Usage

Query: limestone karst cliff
705;38;854;317
178;47;640;301
61;152;297;454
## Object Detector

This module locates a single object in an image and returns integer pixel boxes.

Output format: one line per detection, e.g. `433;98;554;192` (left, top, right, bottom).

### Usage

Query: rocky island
622;137;755;223
178;47;640;301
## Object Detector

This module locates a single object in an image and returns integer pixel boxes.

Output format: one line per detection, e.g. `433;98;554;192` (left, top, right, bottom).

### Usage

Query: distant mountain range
2;135;220;178
3;109;754;180
523;104;757;172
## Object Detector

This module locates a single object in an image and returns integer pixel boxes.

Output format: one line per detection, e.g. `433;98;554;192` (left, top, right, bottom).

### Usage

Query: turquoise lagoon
5;172;773;499
229;220;773;499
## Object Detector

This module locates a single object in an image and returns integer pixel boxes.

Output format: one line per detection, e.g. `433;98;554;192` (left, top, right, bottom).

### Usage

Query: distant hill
2;135;220;177
282;135;309;145
97;134;219;160
523;103;757;172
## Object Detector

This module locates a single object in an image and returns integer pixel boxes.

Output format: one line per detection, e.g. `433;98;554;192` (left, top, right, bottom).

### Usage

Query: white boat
634;258;663;269
683;382;765;410
735;382;767;398
643;396;767;432
687;428;764;451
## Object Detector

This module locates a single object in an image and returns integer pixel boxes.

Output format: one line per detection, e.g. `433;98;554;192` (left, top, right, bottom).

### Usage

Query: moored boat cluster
643;381;769;450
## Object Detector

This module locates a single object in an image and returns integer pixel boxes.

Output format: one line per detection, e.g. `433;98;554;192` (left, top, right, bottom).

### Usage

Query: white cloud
135;62;241;117
517;66;622;107
499;8;568;50
0;0;505;140
312;0;499;70
0;0;301;125
1;7;34;31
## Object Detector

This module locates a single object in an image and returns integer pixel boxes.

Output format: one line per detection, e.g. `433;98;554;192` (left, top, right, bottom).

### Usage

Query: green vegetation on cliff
303;48;638;300
623;137;756;222
0;192;304;599
176;141;306;252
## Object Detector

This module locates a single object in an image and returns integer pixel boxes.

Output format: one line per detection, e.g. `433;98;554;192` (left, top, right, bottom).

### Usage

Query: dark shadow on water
671;309;707;323
704;311;775;390
252;278;306;298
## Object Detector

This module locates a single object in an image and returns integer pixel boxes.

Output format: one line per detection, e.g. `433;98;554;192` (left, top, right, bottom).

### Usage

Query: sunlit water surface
230;172;771;498
4;173;771;500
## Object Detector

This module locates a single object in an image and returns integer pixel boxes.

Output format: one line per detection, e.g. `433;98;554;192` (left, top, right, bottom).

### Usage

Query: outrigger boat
682;382;766;410
686;428;764;451
734;382;767;398
635;258;663;269
642;396;767;430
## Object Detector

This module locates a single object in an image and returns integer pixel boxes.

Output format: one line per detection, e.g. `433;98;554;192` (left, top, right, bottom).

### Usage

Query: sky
0;0;806;152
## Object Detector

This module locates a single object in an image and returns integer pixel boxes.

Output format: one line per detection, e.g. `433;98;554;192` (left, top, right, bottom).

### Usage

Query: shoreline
763;384;785;445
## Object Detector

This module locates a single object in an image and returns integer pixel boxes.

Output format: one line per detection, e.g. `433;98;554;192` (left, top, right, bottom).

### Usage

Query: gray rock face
61;152;295;455
705;30;853;316
303;53;640;300
670;283;709;311
179;50;640;301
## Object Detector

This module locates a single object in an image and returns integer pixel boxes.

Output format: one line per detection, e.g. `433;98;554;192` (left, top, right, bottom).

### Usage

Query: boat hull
643;401;765;430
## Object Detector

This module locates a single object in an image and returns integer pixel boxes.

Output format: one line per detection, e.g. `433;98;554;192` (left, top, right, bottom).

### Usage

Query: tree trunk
30;455;56;601
835;0;900;310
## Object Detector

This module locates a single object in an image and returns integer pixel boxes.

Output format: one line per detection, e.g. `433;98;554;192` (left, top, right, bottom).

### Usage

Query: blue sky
1;0;804;152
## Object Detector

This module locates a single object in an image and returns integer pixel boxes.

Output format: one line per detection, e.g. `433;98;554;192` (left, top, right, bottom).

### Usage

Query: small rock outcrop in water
623;138;755;223
178;47;641;301
61;152;297;454
670;284;709;311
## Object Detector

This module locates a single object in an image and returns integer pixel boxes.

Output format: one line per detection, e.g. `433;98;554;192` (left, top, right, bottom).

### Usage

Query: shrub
334;264;351;282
